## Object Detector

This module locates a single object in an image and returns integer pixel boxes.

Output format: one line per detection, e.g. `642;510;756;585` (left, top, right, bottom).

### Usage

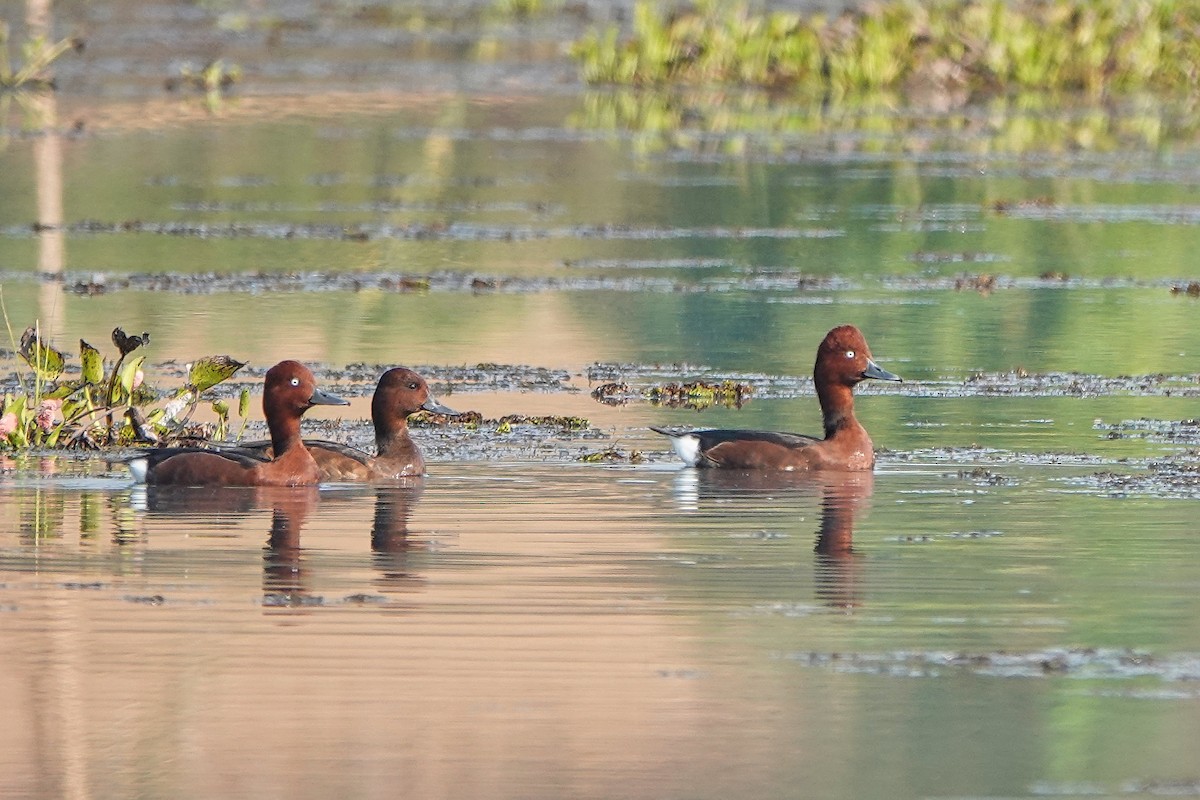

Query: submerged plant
0;323;246;450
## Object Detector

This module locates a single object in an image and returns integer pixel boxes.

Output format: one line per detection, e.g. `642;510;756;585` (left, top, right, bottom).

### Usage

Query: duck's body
245;367;454;481
651;325;901;471
128;361;348;487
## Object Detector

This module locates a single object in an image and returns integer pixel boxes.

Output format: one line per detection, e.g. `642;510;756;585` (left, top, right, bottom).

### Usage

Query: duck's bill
309;387;351;406
863;359;902;382
422;397;457;415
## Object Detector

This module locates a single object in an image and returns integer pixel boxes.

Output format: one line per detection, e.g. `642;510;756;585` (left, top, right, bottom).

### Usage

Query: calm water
2;460;1200;799
4;0;1200;797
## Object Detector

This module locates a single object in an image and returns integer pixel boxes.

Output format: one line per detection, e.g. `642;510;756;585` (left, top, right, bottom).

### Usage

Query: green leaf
19;327;66;379
80;339;104;384
188;355;246;392
238;387;250;418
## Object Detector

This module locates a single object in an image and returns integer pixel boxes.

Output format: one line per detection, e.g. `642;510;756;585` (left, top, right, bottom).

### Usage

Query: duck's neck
374;418;411;455
269;414;304;456
818;383;859;439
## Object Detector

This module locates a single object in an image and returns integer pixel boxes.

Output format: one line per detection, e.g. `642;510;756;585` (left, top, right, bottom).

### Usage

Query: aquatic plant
0;323;246;450
571;0;1200;97
0;20;81;90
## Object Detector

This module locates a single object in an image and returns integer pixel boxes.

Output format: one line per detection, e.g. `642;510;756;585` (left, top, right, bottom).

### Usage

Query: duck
241;367;455;480
127;360;349;486
650;325;901;471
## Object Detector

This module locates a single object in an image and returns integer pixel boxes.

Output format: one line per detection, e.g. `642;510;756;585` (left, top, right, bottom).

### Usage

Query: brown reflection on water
143;484;322;608
369;482;428;594
681;468;873;609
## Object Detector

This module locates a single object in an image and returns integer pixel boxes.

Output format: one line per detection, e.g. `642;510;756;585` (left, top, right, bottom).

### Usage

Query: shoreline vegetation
570;0;1200;99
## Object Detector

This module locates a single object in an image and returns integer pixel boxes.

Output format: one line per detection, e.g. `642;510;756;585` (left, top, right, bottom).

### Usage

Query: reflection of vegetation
573;0;1200;97
165;60;242;113
0;19;80;90
571;88;1195;154
649;379;752;409
1;323;245;450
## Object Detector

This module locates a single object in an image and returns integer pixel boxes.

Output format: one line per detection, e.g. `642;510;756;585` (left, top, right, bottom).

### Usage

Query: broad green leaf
80;339;104;384
188;355;245;392
19;327;66;379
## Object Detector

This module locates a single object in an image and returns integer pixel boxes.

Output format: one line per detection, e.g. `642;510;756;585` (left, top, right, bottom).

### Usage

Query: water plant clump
0;20;82;91
571;0;1200;97
1;325;245;450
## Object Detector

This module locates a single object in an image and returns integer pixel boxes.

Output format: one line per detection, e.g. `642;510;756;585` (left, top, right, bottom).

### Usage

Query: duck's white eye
845;350;855;359
290;377;300;387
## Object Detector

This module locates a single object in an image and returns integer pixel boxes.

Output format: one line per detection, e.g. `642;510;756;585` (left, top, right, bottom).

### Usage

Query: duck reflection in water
670;469;873;609
369;481;428;594
260;487;320;609
136;484;320;608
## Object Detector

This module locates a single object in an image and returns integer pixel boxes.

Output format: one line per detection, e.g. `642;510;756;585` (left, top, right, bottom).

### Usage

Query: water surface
3;1;1200;797
3;461;1200;799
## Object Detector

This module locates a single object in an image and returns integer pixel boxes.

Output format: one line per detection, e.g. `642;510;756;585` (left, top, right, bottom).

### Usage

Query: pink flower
0;412;17;436
35;398;62;432
132;369;144;390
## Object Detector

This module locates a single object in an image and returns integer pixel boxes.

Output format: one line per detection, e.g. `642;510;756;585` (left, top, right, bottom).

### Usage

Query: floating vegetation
578;446;644;464
787;647;1200;681
0;324;245;450
647;379;753;409
952;273;998;294
496;414;590;432
572;0;1200;97
590;382;631;406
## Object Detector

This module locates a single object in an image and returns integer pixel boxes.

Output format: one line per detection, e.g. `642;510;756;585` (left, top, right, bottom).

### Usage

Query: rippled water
3;460;1200;799
4;0;1200;797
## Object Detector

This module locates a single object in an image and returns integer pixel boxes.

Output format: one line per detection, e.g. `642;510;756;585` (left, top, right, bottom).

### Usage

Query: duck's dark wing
650;426;819;448
231;438;374;468
649;426;822;468
302;439;374;468
124;445;272;483
134;445;272;471
696;429;820;449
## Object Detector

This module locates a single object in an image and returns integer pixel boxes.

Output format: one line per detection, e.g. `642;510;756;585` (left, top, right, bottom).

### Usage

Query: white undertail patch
668;433;703;467
127;457;149;484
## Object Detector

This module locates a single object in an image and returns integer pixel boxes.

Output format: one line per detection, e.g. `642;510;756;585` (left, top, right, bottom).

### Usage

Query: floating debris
646;379;753;409
578;446;643;464
786;647;1200;681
